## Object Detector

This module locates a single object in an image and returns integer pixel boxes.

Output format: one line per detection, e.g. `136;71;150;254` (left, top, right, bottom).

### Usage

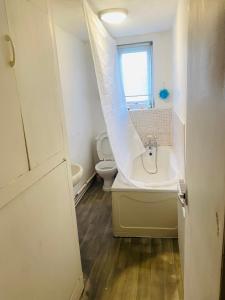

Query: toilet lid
96;132;114;161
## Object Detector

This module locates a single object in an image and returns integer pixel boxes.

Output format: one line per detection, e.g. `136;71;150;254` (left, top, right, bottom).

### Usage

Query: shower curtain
83;0;145;182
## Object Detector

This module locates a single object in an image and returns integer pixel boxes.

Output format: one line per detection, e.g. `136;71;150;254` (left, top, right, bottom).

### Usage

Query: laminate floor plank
76;180;183;300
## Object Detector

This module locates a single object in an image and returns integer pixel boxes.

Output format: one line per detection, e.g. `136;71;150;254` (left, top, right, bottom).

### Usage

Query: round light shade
99;9;128;24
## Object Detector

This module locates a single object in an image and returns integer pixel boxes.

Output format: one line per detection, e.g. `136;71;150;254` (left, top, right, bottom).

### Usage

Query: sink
71;164;83;186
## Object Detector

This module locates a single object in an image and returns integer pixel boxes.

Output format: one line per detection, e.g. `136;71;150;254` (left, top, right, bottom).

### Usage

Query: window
118;42;153;110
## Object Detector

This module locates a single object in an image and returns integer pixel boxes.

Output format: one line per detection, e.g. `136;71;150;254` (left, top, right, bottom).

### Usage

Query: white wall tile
130;108;172;146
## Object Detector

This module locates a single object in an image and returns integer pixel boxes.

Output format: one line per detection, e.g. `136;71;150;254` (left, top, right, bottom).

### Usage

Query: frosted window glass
118;43;153;109
121;52;148;102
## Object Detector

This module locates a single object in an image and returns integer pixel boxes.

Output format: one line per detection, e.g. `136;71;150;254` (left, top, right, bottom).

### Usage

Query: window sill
127;107;154;112
126;100;154;111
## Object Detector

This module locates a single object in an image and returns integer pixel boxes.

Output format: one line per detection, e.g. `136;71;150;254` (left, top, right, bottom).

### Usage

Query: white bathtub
111;146;179;237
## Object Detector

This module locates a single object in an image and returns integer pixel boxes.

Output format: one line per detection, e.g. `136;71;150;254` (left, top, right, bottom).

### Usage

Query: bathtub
111;146;179;238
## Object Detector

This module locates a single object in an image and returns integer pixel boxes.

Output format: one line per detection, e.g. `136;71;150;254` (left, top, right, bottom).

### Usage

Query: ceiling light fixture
99;9;128;24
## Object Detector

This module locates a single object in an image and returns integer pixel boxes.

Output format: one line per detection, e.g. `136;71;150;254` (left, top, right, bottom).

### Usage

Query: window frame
118;42;154;110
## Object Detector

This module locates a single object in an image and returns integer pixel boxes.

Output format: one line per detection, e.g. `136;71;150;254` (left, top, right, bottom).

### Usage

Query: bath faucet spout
147;134;158;148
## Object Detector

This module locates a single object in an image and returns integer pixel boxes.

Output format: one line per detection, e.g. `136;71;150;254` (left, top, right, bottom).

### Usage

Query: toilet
95;132;117;191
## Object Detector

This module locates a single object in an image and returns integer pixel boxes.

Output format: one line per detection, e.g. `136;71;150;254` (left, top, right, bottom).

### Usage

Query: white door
5;0;64;169
0;162;83;300
0;1;83;299
184;1;225;299
0;0;29;188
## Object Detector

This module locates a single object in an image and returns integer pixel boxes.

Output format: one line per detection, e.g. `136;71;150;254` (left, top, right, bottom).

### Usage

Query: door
5;0;64;169
0;162;83;300
184;1;225;299
0;0;29;188
0;1;83;299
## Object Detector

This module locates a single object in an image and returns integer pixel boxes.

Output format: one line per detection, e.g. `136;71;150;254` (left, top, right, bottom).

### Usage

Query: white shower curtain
83;0;145;181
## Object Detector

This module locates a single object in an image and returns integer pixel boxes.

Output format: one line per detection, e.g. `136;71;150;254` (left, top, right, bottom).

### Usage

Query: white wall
117;30;173;109
172;0;188;179
172;0;189;273
54;25;105;194
173;0;188;124
85;44;106;137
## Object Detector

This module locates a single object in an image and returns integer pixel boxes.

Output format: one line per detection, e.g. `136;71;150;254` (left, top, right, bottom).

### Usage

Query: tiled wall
129;108;172;146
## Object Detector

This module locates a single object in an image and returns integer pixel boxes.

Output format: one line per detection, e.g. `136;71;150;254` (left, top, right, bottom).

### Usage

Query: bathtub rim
112;172;178;193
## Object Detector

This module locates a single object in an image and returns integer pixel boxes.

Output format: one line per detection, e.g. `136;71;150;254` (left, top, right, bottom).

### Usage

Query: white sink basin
71;164;83;186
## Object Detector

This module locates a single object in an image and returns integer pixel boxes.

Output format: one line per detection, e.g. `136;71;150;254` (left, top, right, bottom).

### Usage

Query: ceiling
51;0;178;41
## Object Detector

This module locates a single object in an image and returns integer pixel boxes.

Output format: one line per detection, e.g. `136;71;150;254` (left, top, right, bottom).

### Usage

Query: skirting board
74;173;96;207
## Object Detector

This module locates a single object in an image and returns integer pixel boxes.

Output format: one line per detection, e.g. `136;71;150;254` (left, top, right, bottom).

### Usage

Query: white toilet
95;132;117;191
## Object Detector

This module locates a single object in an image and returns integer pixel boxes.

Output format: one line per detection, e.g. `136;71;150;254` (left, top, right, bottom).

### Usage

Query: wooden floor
76;180;183;300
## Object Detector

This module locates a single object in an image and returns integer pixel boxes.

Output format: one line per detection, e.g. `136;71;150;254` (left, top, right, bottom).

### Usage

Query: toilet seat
96;132;114;161
95;160;117;172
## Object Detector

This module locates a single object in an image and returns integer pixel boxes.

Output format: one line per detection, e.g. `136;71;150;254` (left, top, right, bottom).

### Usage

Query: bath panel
112;146;178;237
